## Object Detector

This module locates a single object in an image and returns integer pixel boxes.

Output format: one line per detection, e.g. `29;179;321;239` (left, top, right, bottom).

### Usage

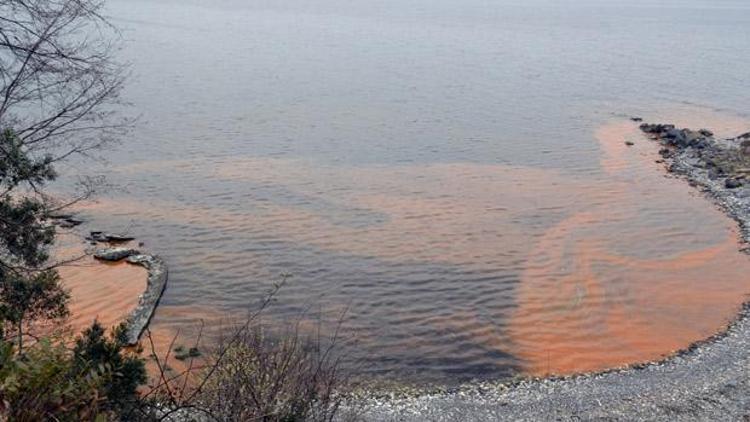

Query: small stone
625;141;635;146
725;178;743;189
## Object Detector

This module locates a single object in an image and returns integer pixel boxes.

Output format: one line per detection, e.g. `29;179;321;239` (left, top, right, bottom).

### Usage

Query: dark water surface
61;0;750;384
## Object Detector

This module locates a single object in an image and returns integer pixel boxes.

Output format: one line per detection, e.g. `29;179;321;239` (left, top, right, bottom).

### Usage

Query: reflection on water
57;0;750;384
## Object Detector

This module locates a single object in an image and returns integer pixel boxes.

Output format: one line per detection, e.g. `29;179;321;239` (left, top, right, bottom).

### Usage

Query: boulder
94;248;139;261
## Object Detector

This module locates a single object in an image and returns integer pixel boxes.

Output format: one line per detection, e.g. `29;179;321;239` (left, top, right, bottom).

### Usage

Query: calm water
62;0;750;384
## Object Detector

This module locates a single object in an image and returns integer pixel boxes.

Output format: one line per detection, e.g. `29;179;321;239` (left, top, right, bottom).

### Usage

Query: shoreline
352;120;750;421
93;247;169;345
58;235;168;346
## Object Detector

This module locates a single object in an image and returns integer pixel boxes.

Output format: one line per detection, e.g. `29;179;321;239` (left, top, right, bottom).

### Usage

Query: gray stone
94;248;139;261
725;178;743;189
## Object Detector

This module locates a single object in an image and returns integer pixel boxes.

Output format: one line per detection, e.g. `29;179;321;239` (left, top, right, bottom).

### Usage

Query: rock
625;141;635;146
725;178;743;189
90;231;106;242
91;248;168;345
49;214;83;228
699;129;714;138
690;138;710;150
640;123;675;135
664;128;682;139
737;132;750;140
89;231;135;243
122;253;168;345
94;248;139;261
685;130;705;143
659;148;673;158
630;117;643;122
104;233;135;242
741;140;750;155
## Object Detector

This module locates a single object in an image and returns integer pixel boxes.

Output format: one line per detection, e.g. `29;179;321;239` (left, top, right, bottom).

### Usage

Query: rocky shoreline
94;247;168;345
351;121;750;421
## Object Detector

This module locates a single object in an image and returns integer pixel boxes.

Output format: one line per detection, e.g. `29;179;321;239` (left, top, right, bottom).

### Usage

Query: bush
0;338;109;421
0;321;146;421
196;325;346;421
73;321;147;414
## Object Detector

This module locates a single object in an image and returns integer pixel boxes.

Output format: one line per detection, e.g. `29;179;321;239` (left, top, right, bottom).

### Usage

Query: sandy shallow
55;236;147;336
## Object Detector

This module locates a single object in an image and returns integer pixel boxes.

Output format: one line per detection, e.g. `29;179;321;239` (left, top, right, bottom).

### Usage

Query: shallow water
59;0;750;384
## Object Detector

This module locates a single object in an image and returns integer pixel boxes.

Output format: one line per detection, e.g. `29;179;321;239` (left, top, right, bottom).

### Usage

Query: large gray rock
94;248;139;261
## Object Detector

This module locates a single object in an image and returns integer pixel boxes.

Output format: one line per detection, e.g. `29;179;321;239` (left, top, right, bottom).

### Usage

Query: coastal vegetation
0;0;351;420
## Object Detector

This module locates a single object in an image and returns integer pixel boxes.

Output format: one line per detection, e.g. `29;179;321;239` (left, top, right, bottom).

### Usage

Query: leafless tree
0;0;128;349
0;0;129;164
125;279;360;422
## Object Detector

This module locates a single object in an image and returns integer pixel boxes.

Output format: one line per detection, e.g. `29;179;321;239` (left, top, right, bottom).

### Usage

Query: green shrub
0;321;147;421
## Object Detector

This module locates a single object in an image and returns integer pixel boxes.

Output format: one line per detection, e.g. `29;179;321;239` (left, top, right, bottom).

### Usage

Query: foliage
0;321;147;421
0;269;69;351
0;129;57;276
0;0;125;358
73;321;147;413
